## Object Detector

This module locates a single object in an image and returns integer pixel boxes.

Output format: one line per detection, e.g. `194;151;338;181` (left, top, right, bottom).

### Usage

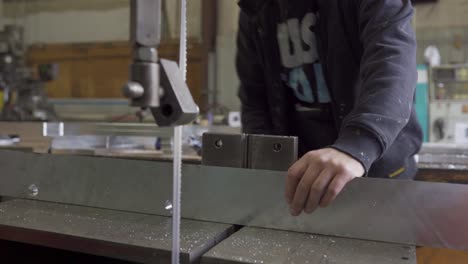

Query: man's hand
286;148;365;216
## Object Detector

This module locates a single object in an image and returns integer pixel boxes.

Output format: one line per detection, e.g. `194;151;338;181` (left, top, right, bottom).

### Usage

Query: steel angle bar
0;150;468;251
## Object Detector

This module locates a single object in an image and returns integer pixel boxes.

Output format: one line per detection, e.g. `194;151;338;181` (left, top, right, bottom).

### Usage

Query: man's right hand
285;148;365;216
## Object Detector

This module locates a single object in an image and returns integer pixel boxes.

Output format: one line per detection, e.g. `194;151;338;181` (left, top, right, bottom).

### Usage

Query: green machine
415;65;429;142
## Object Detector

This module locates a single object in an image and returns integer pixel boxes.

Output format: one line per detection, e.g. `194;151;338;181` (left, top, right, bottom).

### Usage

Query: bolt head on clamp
123;62;160;108
122;82;144;99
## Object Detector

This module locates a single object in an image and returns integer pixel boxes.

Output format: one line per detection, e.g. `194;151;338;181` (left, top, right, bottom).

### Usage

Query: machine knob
122;82;144;99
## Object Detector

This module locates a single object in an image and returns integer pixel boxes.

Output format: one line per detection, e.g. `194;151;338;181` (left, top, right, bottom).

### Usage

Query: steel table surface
201;227;416;264
0;199;234;264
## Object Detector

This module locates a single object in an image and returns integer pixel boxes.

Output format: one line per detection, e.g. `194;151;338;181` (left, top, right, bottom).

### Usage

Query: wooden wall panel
417;247;468;264
69;60;91;98
187;61;202;108
39;61;74;98
27;40;205;107
86;57;130;98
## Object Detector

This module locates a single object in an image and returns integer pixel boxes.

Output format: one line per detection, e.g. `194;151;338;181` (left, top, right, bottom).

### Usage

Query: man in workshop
236;0;423;216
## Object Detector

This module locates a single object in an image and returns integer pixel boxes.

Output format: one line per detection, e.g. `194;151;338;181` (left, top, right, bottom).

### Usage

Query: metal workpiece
150;59;199;126
1;150;468;250
130;0;161;46
201;227;416;264
202;133;248;168
0;199;234;264
247;135;297;171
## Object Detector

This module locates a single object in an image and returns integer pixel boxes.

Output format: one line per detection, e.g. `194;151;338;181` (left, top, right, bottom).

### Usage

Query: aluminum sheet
201;227;416;264
0;199;234;263
0;150;467;250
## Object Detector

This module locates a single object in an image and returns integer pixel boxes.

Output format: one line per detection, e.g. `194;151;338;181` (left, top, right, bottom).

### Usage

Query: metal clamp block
202;133;247;168
202;133;297;171
247;135;297;171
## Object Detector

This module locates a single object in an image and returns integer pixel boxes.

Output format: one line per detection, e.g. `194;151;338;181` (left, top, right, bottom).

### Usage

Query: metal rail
0;122;239;138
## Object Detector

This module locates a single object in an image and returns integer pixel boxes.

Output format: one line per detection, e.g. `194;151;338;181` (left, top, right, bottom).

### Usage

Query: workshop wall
0;0;205;103
215;1;241;112
215;0;468;112
3;1;466;109
27;41;205;105
415;0;468;64
0;0;202;44
415;0;468;28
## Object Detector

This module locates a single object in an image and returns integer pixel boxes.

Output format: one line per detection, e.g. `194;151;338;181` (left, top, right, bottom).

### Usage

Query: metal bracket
202;133;298;171
150;59;199;126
